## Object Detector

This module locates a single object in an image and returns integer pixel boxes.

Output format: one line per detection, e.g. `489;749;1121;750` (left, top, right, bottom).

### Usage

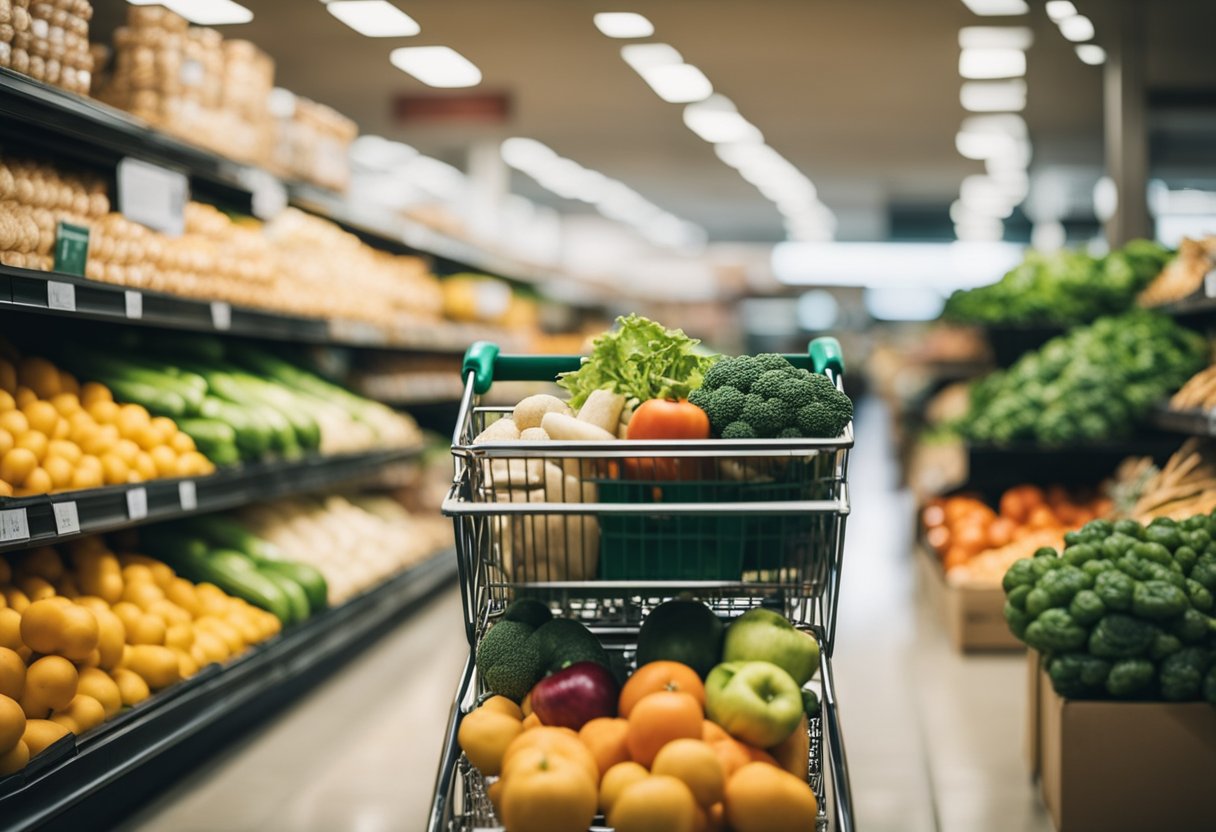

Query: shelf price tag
118;158;189;237
52;222;89;277
210;301;231;331
239;168;288;221
178;480;197;511
125;290;143;320
0;508;30;542
52;502;80;535
46;281;76;312
126;487;148;520
1205;270;1216;299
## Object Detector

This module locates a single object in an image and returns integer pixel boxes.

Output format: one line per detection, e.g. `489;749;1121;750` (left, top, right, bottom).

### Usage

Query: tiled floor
123;400;1055;832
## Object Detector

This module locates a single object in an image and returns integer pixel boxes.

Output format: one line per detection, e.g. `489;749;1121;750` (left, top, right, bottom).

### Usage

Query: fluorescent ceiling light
621;43;683;71
956;130;1019;160
327;1;420;37
350;135;417;169
163;0;252;25
960;79;1027;111
959;47;1026;78
501;137;558;172
959;0;1028;15
593;12;654;38
958;26;1033;50
1058;14;1095;42
864;287;946;322
961;113;1027;138
772;241;1024;289
1075;44;1106;65
1045;1;1077;22
636;63;713;103
683;96;763;143
390;46;481;88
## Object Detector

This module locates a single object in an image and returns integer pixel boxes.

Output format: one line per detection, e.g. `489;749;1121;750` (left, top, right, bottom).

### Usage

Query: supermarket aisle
832;399;1052;832
121;586;469;832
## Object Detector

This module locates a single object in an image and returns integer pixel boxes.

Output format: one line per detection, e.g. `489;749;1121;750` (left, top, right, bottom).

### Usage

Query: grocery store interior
0;1;1214;831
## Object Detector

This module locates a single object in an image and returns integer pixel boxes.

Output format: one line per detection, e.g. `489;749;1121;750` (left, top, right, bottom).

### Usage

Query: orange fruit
522;712;542;730
620;661;705;717
724;762;818;832
626;690;702;768
710;737;778;779
652;738;725;807
502;727;599;784
479;695;523;721
487;779;504;816
578;716;630;777
501;749;597;832
599;760;648;814
707;802;727;831
767;713;810;779
457;706;523;776
608;775;699;832
702;720;731;743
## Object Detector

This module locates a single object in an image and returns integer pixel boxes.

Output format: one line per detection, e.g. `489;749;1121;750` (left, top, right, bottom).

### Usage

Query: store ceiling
92;0;1216;243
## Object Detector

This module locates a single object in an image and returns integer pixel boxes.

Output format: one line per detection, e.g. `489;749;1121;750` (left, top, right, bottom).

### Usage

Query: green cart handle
461;336;845;395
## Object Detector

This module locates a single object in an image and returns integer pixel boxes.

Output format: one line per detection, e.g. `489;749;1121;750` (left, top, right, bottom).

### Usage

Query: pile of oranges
923;484;1111;580
458;660;819;832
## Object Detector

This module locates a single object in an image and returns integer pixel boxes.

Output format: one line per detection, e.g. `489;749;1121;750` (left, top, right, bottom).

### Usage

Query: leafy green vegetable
557;314;718;409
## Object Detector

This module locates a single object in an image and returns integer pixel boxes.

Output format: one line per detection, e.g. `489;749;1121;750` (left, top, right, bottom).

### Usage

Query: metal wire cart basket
430;338;855;832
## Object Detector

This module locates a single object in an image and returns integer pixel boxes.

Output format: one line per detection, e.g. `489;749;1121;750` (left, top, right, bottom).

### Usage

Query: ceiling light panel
636;63;713;103
960;79;1027;111
1045;1;1077;22
593;12;654;38
162;0;252;25
621;43;683;71
959;0;1029;15
327;1;420;37
1058;14;1095;42
959;47;1026;79
390;46;481;87
682;96;763;143
1075;44;1106;65
958;26;1033;50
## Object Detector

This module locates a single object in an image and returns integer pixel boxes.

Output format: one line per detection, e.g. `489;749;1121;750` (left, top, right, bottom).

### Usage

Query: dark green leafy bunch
943;240;1173;326
960;310;1207;445
687;354;853;439
1002;513;1216;704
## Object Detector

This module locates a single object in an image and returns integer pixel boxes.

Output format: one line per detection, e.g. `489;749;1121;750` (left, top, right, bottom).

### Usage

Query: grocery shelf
1150;293;1216;319
0;550;457;831
964;437;1180;492
1149;405;1214;437
0;264;509;354
0;447;420;554
352;372;467;406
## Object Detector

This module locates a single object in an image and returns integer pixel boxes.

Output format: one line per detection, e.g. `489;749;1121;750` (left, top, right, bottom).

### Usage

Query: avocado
530;618;609;673
636;599;724;678
503;598;553;629
476;620;542;702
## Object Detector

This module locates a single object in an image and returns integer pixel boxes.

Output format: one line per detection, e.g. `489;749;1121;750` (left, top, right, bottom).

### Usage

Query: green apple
722;608;820;686
705;661;804;748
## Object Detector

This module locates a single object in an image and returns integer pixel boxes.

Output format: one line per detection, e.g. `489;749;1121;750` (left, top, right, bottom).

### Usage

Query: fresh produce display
0;535;281;774
45;335;420;465
1001;513;1216;703
942;240;1173;326
139;519;328;626
0;0;94;95
461;598;824;830
219;494;450;605
960;310;1206;445
0;350;213;497
1138;236;1216;307
1111;440;1216;523
924;485;1112;585
1166;363;1216;415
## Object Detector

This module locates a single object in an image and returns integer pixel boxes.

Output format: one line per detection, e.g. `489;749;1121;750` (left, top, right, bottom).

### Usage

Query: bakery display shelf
0;551;457;831
0;447;421;554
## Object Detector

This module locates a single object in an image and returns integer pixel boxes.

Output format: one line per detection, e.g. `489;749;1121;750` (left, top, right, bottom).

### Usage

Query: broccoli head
691;353;852;439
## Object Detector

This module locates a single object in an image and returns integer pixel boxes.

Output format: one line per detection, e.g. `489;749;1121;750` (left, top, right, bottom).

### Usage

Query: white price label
126;487;148;520
1205;270;1216;299
240;169;288;221
52;502;80;535
47;281;76;311
178;480;197;511
117;158;188;237
210;301;231;331
125;290;143;320
0;508;30;542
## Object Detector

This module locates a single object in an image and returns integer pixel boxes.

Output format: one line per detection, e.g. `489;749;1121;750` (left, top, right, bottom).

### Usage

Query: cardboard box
917;543;1024;652
1032;665;1216;832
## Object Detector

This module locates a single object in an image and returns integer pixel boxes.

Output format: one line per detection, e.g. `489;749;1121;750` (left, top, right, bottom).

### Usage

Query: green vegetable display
943;239;1173;326
687;354;853;439
1003;514;1216;704
961;310;1207;445
557;314;718;410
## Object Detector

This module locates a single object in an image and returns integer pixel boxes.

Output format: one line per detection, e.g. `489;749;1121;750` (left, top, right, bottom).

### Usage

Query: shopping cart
430;338;855;832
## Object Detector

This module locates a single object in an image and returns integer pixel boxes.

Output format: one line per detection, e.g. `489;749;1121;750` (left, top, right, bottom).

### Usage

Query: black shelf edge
0;447;421;554
1150;293;1216;319
0;551;458;830
1150;405;1212;436
0;265;498;354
